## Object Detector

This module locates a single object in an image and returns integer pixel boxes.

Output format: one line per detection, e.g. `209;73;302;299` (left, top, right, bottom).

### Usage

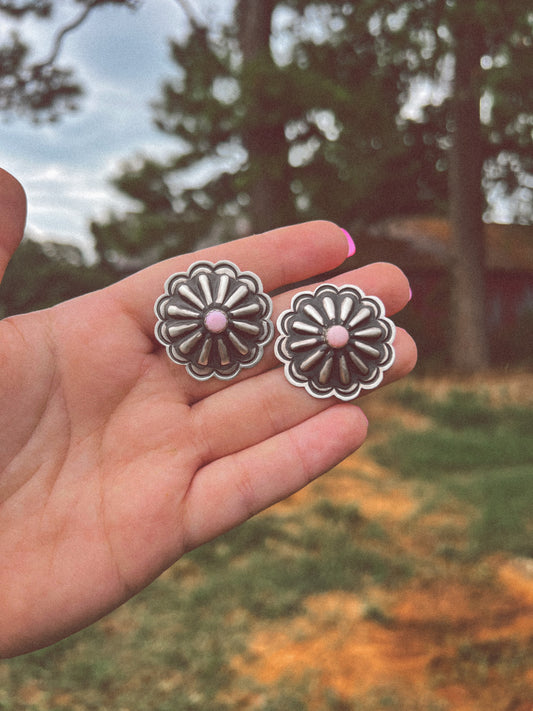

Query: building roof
361;216;533;272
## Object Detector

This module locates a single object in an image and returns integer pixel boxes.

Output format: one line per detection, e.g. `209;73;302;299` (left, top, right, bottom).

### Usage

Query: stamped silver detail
275;284;395;400
155;260;273;380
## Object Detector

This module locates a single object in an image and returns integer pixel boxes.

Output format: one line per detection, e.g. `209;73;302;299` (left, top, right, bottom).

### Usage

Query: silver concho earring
275;284;395;400
154;260;273;380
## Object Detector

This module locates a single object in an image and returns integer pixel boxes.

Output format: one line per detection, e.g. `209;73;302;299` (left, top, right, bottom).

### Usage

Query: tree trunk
448;20;489;373
237;0;287;234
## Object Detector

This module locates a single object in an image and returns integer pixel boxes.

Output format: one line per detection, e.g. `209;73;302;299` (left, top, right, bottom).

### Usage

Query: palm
0;169;416;657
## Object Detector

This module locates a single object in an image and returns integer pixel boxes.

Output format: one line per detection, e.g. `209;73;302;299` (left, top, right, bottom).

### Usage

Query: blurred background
1;2;532;709
1;0;532;372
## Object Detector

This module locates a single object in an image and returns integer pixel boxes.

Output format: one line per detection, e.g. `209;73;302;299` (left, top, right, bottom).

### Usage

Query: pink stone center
204;309;228;334
326;324;350;349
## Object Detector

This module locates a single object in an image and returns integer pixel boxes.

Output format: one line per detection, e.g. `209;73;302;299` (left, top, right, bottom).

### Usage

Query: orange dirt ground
229;378;533;710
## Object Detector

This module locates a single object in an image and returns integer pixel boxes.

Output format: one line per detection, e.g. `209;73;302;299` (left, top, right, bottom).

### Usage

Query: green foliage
92;26;245;265
0;30;81;120
90;1;456;266
187;505;409;620
2;1;533;349
89;0;533;274
0;238;115;317
391;387;531;430
466;465;533;557
366;0;533;216
373;387;533;557
5;0;530;316
0;0;137;121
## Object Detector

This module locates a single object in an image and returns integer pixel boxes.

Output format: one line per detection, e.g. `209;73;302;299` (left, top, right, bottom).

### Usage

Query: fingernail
408;287;413;301
342;229;356;257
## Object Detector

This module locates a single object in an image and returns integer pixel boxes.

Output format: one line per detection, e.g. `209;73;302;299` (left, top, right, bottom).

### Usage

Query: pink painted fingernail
408;287;413;301
342;229;356;258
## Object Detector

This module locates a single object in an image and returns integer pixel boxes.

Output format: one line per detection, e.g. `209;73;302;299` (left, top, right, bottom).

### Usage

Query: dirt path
230;381;533;710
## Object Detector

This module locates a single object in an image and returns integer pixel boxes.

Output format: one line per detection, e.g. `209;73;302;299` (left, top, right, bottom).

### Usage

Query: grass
1;492;412;710
2;377;532;710
372;387;533;557
186;502;410;620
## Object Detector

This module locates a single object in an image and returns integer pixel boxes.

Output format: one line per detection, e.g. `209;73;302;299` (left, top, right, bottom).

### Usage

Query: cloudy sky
2;0;234;259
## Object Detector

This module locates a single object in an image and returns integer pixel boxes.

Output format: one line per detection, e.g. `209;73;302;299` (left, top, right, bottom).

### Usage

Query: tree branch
172;0;204;30
34;0;97;69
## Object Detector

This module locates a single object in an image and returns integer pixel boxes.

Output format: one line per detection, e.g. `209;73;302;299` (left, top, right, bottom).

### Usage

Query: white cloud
3;0;233;258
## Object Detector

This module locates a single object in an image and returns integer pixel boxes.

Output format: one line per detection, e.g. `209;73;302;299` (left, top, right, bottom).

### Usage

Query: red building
348;217;533;367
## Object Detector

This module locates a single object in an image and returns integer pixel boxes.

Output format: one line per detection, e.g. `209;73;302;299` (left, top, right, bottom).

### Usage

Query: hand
0;168;416;657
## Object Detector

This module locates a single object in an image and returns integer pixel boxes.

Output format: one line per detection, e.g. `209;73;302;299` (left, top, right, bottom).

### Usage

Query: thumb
0;168;27;284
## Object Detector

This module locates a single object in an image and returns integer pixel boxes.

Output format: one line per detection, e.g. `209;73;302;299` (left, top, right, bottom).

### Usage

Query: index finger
109;221;352;336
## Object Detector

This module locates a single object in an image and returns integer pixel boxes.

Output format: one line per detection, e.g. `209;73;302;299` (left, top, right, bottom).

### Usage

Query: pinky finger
181;404;369;552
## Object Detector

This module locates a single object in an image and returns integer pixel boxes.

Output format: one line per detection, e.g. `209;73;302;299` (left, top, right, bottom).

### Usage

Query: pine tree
3;1;532;369
360;0;533;371
90;1;441;270
0;0;137;121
